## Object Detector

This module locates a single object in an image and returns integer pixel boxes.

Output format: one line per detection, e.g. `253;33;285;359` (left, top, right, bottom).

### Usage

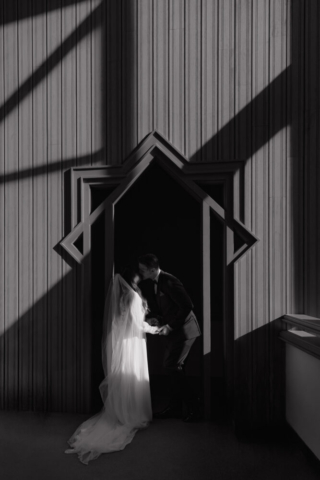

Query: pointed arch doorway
113;163;204;411
61;132;258;419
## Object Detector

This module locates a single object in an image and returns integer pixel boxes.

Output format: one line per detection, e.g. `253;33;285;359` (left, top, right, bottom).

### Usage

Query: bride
65;267;159;464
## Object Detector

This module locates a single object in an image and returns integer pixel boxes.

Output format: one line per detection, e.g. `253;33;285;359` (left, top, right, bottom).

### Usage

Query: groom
138;253;201;422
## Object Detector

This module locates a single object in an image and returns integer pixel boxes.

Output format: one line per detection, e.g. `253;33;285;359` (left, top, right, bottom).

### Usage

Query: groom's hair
138;253;159;269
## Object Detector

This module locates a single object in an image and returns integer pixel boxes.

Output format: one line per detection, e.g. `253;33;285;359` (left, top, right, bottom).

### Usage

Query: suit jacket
140;270;201;341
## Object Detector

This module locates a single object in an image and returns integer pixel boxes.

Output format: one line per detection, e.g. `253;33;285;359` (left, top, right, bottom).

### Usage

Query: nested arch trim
59;131;258;420
60;132;257;265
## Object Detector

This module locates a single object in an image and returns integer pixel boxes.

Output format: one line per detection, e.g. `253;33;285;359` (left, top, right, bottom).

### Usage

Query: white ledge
282;314;320;336
280;314;320;360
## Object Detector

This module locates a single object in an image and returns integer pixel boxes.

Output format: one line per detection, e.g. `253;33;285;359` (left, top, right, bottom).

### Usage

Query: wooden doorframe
60;131;258;419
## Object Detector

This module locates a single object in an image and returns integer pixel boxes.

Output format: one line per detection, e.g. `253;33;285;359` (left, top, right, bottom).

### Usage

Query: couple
65;254;201;464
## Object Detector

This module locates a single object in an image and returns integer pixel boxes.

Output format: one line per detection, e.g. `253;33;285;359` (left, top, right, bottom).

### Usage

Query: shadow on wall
0;0;91;26
1;260;84;412
234;319;286;434
0;1;311;430
0;0;135;413
0;2;103;125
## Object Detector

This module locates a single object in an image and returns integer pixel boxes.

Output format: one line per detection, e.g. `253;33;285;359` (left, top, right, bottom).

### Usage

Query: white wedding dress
65;274;157;464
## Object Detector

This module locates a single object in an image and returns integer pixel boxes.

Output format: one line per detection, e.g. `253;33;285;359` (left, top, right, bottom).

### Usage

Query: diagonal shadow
0;149;104;184
0;3;102;124
191;67;290;163
0;1;307;431
0;60;293;414
0;0;92;26
0;65;290;186
0;0;134;414
234;319;285;435
0;255;92;412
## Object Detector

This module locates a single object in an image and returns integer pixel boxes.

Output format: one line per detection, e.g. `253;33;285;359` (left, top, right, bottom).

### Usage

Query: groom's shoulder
160;271;182;285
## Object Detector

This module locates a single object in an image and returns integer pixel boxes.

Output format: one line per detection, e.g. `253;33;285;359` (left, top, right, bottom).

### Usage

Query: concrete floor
0;410;319;480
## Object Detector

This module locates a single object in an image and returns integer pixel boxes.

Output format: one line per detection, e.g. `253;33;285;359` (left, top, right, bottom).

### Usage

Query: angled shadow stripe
0;0;93;26
0;149;104;184
0;3;103;123
191;66;291;163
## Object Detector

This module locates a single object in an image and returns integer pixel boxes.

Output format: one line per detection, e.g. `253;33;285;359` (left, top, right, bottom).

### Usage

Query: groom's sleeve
162;279;193;330
145;313;163;324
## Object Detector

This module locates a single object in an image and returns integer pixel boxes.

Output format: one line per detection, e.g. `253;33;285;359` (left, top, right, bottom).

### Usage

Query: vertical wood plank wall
304;1;320;321
0;0;312;426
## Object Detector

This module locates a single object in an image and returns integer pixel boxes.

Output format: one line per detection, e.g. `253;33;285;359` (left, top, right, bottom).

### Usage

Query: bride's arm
130;292;159;334
142;321;159;334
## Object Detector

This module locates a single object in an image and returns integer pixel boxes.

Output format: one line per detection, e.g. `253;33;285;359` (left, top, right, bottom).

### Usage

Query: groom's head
138;254;159;280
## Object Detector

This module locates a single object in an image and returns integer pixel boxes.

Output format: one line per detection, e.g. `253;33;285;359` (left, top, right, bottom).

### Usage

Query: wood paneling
169;0;185;154
137;0;153;141
61;1;77;413
18;0;33;410
304;0;320;319
153;0;169;139
0;0;5;410
185;0;201;161
105;0;121;164
201;0;218;162
252;0;270;426
0;0;313;427
0;0;108;414
4;0;19;410
122;0;138;159
47;0;63;412
218;0;235;160
287;0;304;314
32;0;48;412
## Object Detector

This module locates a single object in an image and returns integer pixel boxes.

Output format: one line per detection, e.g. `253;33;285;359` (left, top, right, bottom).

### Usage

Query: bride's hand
149;326;161;334
151;327;160;334
142;322;160;334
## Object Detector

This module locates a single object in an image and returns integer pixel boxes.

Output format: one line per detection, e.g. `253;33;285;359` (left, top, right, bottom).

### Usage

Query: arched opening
114;163;202;409
90;162;225;415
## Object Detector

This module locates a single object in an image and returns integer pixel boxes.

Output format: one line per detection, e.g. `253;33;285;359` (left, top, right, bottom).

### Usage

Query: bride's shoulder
120;287;135;306
133;289;142;301
124;288;140;303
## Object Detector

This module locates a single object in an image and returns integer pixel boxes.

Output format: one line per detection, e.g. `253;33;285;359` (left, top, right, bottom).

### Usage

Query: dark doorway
210;211;225;418
91;211;106;411
114;164;201;304
114;164;202;399
90;162;225;416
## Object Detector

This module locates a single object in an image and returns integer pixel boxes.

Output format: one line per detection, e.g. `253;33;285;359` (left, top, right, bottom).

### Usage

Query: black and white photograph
0;1;320;479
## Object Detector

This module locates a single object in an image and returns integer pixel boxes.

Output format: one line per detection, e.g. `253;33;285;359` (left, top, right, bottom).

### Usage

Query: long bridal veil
65;274;155;464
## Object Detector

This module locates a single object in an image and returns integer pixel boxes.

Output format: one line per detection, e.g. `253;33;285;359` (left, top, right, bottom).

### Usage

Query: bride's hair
120;266;149;312
120;265;140;288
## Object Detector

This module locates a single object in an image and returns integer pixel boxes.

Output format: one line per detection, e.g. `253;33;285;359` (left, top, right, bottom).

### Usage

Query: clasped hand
148;318;170;336
150;326;170;336
148;318;170;335
157;326;170;336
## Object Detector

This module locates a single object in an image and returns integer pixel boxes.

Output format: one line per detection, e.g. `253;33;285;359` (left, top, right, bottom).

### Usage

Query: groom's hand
158;325;171;336
148;317;160;327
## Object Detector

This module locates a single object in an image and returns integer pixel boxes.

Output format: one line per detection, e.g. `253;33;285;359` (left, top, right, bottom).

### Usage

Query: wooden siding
0;0;104;412
0;0;312;428
304;0;320;320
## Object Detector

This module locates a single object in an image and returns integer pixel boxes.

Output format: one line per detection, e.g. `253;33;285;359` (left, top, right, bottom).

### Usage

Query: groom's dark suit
141;270;201;338
140;270;201;412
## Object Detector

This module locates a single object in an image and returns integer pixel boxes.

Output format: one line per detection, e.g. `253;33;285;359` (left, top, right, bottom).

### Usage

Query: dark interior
114;163;202;397
90;162;224;411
